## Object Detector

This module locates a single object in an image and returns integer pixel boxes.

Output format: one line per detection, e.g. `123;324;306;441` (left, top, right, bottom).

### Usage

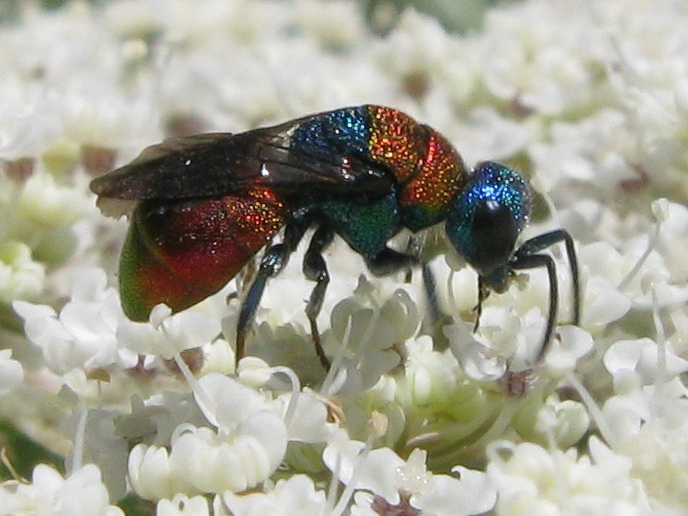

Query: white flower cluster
1;0;688;514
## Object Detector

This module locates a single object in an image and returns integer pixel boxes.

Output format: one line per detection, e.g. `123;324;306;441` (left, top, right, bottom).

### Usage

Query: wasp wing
90;118;393;204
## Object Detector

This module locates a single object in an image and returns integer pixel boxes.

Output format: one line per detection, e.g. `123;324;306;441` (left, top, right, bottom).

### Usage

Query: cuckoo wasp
91;105;580;370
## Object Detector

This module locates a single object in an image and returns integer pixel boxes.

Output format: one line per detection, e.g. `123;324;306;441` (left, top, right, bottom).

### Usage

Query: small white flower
14;170;89;228
445;318;508;382
601;342;688;444
0;241;45;302
582;275;634;330
376;9;458;81
447;306;544;375
609;416;688;512
0;349;23;395
458;106;533;164
13;268;134;375
0;463;123;516
193;372;271;430
324;277;421;395
324;434;496;515
434;259;479;314
117;392;207;448
403;335;461;405
62;407;129;500
128;443;192;501
604;338;688;386
534;394;591;449
576;242;633;327
530;110;635;195
117;304;221;359
597;326;688;512
157;494;210;516
269;389;331;443
596;378;688;512
293;0;366;48
198;338;235;376
656;200;688;283
217;474;327;516
412;463;497;516
323;432;404;505
481;1;605;115
487;440;651;515
0;78;63;160
129;373;289;500
169;412;287;494
543;325;594;377
233;320;320;385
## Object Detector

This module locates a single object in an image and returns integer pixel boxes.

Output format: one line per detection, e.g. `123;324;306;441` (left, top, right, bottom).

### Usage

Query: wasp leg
303;225;335;369
509;253;557;363
403;234;442;324
473;276;490;333
403;234;425;283
509;229;580;364
235;221;307;368
366;247;441;322
514;229;580;325
365;247;418;276
420;262;443;325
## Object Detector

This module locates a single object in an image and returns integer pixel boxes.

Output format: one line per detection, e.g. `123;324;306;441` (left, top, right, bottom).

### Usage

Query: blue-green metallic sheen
291;106;370;159
316;191;400;256
445;161;531;269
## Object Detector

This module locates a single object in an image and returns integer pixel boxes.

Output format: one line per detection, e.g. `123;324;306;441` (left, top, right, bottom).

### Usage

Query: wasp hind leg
302;225;336;369
235;221;307;368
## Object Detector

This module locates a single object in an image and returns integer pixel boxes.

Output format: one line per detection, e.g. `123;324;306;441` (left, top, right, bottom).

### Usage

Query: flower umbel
2;0;688;514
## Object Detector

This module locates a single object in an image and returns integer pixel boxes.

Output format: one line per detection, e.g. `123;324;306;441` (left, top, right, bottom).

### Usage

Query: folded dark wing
90;121;394;202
